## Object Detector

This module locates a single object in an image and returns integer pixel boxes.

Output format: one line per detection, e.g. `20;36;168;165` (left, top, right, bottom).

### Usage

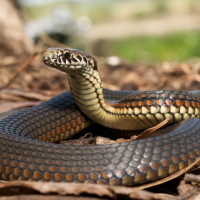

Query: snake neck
68;69;200;131
68;70;118;129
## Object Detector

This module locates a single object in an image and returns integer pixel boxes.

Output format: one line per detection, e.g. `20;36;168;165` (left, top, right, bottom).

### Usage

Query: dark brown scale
184;100;191;107
160;93;170;99
72;57;78;63
83;57;87;64
170;94;179;99
57;57;62;64
132;101;137;107
156;99;164;106
146;100;154;106
176;100;184;106
76;55;82;62
138;101;144;106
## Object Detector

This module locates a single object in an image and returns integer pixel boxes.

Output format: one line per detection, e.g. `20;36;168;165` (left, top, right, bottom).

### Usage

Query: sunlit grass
112;31;200;63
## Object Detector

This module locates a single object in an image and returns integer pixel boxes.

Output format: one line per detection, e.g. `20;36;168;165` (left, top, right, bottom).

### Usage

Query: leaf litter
0;51;200;199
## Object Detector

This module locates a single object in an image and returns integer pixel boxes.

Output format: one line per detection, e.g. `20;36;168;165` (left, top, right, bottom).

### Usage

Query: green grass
24;1;113;23
112;31;200;63
133;0;168;20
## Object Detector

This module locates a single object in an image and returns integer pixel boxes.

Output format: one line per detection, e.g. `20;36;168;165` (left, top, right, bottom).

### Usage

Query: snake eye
63;51;71;63
64;51;70;57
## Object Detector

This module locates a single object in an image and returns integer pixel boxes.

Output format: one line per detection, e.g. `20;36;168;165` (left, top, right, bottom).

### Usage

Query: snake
0;48;200;186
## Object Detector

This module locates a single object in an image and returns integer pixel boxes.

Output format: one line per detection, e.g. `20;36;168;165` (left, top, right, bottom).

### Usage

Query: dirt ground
1;53;200;92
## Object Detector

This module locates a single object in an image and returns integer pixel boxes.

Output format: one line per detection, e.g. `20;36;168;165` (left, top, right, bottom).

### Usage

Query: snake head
43;48;97;72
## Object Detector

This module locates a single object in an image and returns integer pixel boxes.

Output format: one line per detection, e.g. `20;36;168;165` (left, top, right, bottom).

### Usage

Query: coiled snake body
0;48;200;185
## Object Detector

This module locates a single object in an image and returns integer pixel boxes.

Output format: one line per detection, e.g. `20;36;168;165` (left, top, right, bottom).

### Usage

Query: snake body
0;48;200;185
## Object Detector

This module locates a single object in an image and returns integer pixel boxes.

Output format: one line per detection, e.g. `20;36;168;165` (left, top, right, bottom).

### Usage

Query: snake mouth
43;49;87;72
43;48;98;71
43;58;87;73
43;60;84;70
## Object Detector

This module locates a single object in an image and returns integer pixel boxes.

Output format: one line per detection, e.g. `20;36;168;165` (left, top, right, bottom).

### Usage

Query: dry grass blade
0;88;55;101
0;101;41;113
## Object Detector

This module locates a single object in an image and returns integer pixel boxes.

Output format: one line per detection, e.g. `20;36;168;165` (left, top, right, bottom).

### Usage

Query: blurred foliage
112;31;200;63
21;0;200;63
24;1;113;22
133;0;168;19
24;0;199;22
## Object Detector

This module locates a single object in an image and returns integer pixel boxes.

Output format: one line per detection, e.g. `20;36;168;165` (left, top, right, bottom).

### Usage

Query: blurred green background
21;0;200;63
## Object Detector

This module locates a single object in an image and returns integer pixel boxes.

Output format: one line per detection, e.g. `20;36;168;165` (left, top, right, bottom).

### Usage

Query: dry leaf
132;117;171;140
0;181;175;200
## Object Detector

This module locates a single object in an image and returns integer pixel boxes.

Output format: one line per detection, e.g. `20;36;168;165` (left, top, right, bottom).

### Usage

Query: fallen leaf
0;181;175;200
95;136;115;144
132;117;171;140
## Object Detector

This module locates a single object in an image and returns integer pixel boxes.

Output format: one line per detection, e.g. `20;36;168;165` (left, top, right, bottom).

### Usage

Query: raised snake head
43;48;97;73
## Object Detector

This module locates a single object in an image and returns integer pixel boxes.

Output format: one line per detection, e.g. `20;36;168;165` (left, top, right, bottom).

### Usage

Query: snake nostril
43;53;49;61
51;54;57;59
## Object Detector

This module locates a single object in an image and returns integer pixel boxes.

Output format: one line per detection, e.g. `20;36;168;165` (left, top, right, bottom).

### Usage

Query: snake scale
0;48;200;186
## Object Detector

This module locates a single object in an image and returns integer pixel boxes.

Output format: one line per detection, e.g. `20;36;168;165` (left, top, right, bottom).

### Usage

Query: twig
0;49;47;90
132;117;171;140
136;156;200;190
